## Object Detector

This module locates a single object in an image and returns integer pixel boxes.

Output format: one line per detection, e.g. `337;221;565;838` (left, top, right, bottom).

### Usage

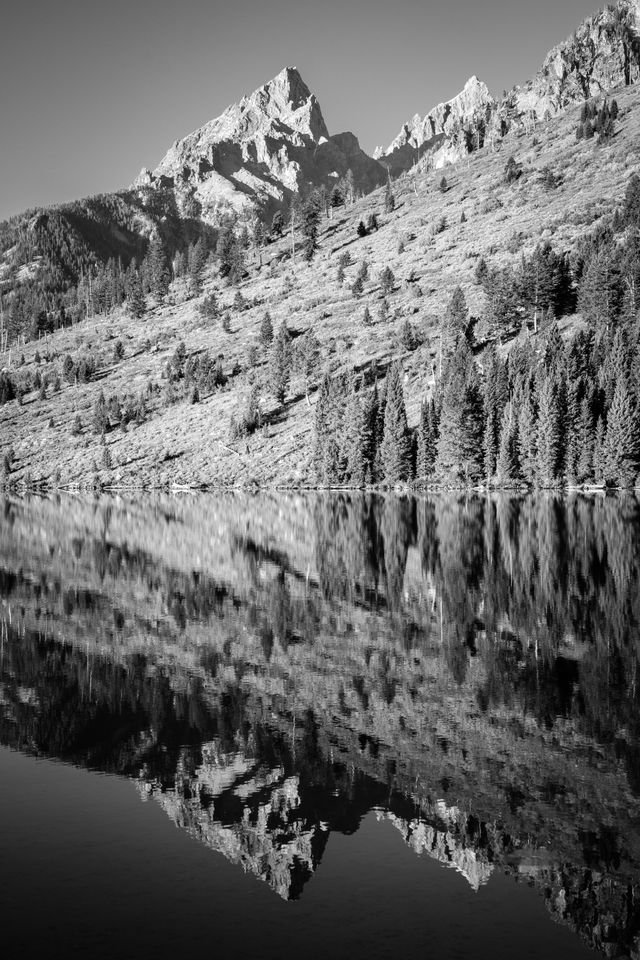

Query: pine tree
380;362;412;483
517;388;538;485
601;379;639;486
343;387;366;486
357;221;368;238
384;177;395;213
495;401;519;484
269;324;291;405
536;378;561;485
188;237;207;295
147;235;170;302
436;341;484;483
576;393;595;483
443;285;468;355
271;210;284;237
301;192;321;261
363;305;373;326
314;374;332;482
379;266;395;296
127;273;146;319
260;311;274;345
416;398;438;483
362;383;379;483
93;391;109;436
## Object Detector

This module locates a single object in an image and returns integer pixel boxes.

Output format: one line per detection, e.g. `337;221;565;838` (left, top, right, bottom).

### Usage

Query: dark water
1;493;640;960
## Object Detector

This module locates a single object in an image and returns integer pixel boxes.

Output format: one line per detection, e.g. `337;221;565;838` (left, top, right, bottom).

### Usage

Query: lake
1;492;639;959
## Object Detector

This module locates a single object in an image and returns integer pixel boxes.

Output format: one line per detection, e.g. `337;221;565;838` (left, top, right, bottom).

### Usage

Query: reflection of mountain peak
383;812;494;891
139;746;327;900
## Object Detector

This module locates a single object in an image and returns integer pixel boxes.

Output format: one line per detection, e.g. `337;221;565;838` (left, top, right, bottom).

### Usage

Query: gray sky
0;0;601;221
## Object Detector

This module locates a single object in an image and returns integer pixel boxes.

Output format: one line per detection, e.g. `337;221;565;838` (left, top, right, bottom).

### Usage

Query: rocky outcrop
375;76;496;176
513;0;640;118
136;66;386;222
377;0;640;176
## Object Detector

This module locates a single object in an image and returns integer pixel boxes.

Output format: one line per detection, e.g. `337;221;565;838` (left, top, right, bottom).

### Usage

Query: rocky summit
135;66;386;222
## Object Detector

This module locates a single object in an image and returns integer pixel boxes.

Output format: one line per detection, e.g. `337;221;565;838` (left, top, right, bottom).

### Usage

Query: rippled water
1;492;639;959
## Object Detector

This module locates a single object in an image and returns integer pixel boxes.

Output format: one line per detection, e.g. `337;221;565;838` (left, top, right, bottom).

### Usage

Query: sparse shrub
247;343;258;367
222;312;231;333
107;394;122;425
397;240;405;254
400;320;416;351
62;355;74;382
363;306;373;326
434;217;447;234
504;155;521;184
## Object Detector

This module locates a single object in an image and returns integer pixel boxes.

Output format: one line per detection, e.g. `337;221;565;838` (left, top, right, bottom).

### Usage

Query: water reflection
1;492;640;957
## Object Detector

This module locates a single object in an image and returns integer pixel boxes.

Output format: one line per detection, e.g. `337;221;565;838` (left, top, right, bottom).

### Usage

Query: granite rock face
136;66;386;222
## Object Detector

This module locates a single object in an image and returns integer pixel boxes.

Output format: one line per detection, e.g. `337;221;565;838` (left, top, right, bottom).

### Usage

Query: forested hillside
2;45;640;489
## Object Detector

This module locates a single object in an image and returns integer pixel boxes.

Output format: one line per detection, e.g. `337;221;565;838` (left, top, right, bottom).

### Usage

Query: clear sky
0;0;601;221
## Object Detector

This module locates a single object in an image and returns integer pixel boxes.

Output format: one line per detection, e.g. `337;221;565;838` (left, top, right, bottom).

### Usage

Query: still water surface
1;492;639;959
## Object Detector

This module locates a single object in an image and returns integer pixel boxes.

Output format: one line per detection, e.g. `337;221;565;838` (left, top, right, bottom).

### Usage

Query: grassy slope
2;84;640;489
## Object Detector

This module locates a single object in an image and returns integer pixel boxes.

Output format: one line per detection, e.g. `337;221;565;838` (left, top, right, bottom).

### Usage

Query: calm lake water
1;492;640;960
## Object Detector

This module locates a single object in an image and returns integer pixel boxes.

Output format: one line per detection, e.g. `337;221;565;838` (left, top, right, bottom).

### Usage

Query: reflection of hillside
1;493;640;955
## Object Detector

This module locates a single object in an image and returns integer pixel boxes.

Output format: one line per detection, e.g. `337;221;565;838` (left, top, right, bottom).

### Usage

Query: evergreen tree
271;210;284;237
269;324;291;405
495;401;519;483
188;237;207;295
357;221;368;238
260;311;274;346
416;398;438;483
127;273;146;320
314;374;332;482
601;379;639;486
147;235;170;302
379;266;395;296
443;285;468;354
343;387;366;486
576;393;595;483
436;341;484;483
93;391;109;436
301;192;321;261
380;362;412;483
384;177;395;213
363;305;373;326
536;379;561;485
624;172;640;230
517;388;538;484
